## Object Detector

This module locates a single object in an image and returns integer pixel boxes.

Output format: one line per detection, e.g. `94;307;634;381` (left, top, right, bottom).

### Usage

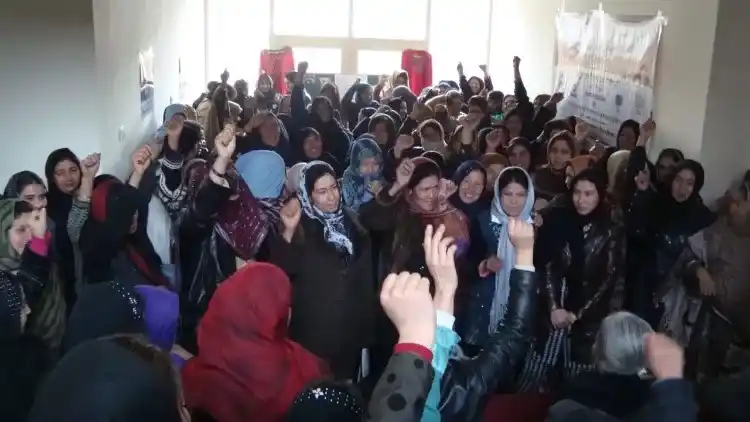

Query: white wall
0;0;99;185
92;0;206;180
698;0;750;199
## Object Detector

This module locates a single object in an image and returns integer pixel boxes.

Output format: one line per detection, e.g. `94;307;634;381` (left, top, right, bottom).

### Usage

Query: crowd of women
1;55;748;422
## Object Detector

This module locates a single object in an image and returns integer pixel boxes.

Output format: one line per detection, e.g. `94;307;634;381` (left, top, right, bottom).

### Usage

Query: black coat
268;209;376;380
438;268;538;422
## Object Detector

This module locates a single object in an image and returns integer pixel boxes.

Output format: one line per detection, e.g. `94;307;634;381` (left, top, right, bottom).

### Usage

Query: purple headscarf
134;285;179;353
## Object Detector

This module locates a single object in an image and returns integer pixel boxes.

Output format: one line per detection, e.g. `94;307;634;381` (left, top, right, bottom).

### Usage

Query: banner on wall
554;11;664;144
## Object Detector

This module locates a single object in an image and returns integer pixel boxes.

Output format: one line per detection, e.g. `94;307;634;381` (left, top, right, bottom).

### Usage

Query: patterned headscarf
0;199;22;273
342;135;382;212
488;166;535;332
297;161;353;255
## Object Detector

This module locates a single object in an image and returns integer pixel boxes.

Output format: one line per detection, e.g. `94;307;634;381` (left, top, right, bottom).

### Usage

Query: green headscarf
0;198;22;272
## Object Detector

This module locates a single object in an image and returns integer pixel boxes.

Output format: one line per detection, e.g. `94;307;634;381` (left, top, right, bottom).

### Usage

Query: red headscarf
182;262;328;422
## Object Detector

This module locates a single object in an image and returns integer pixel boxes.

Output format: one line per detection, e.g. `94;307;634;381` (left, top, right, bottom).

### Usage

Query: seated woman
271;161;375;380
555;311;654;419
182;262;328;422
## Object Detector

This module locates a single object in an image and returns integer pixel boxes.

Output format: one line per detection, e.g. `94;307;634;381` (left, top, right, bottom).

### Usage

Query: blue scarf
235;150;286;199
488;166;534;333
342;135;382;212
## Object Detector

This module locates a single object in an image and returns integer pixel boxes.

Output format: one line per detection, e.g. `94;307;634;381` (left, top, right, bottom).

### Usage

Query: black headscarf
62;280;145;354
286;380;364;422
654;159;716;236
29;338;181;422
449;160;490;219
44;149;80;287
80;176;166;286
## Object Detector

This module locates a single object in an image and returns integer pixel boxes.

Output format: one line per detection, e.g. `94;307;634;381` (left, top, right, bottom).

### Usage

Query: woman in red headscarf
182;262;328;422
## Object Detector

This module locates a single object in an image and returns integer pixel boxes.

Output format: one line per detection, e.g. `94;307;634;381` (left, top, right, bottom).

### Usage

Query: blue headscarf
488;166;534;333
235;150;286;199
341;135;382;212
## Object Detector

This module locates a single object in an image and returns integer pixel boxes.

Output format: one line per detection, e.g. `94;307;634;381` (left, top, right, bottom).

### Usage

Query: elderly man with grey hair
551;312;655;420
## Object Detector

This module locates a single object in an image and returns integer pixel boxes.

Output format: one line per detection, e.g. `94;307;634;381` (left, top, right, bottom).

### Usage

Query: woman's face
315;102;332;122
20;183;47;210
671;168;696;203
258;79;272;93
485;164;505;190
505;115;523;137
359;87;373;104
303;134;323;159
358;156;380;177
619;127;637;150
395;76;407;86
311;174;340;213
572;180;600;215
509;145;531;169
421;126;441;144
321;86;335;101
548;139;572;170
500;182;528;217
459;170;485;204
411;175;439;212
656;156;678;182
259;119;279;146
9;212;33;255
372;123;389;145
486;129;508;149
53;159;81;195
503;96;518;112
398;101;408;119
469;78;481;94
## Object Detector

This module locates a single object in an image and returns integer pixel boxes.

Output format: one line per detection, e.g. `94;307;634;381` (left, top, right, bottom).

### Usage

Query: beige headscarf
606;150;631;194
0;199;22;272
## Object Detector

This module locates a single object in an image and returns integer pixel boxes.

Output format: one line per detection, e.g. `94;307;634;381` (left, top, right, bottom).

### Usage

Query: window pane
429;0;491;83
293;47;342;74
273;0;350;37
352;0;428;40
357;50;402;75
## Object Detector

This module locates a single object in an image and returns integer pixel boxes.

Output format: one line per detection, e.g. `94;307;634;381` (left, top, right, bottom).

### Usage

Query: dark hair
508;137;532;153
496;167;529;192
667;159;706;195
304;162;337;196
14;200;34;218
477;126;509;154
467;95;488;114
568;168;608;216
418;87;439;104
657;148;685;163
368;113;396;138
386;97;405;111
358;107;377;119
407;159;441;189
446;90;462;105
548;131;577;155
616;120;641;148
541;119;573;142
300;127;321;141
487;90;505;103
4;171;46;198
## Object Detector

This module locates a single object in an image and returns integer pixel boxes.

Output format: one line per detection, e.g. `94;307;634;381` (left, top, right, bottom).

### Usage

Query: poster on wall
139;47;155;119
554;11;664;144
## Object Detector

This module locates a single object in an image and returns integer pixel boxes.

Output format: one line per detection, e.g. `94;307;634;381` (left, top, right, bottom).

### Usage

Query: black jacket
438;268;538;422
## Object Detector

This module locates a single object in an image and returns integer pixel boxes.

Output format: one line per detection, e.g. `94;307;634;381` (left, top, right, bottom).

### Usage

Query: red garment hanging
401;49;433;94
259;47;295;95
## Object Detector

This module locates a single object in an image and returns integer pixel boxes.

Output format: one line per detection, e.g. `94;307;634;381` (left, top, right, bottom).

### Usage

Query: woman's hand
214;124;236;159
637;114;656;147
697;267;716;296
29;208;47;238
424;224;457;294
367;180;383;196
131;144;153;175
478;256;501;277
574;120;590;141
380;272;435;349
394;134;414;158
551;309;576;329
394;158;415;189
456;62;464;76
80;153;101;180
280;198;302;241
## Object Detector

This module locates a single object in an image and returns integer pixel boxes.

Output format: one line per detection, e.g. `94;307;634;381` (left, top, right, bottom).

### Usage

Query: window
429;0;491;82
352;0;429;40
293;47;342;74
273;0;350;37
357;50;402;75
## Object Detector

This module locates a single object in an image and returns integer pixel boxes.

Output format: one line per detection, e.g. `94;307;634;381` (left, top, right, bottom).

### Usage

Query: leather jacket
438;268;538;422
